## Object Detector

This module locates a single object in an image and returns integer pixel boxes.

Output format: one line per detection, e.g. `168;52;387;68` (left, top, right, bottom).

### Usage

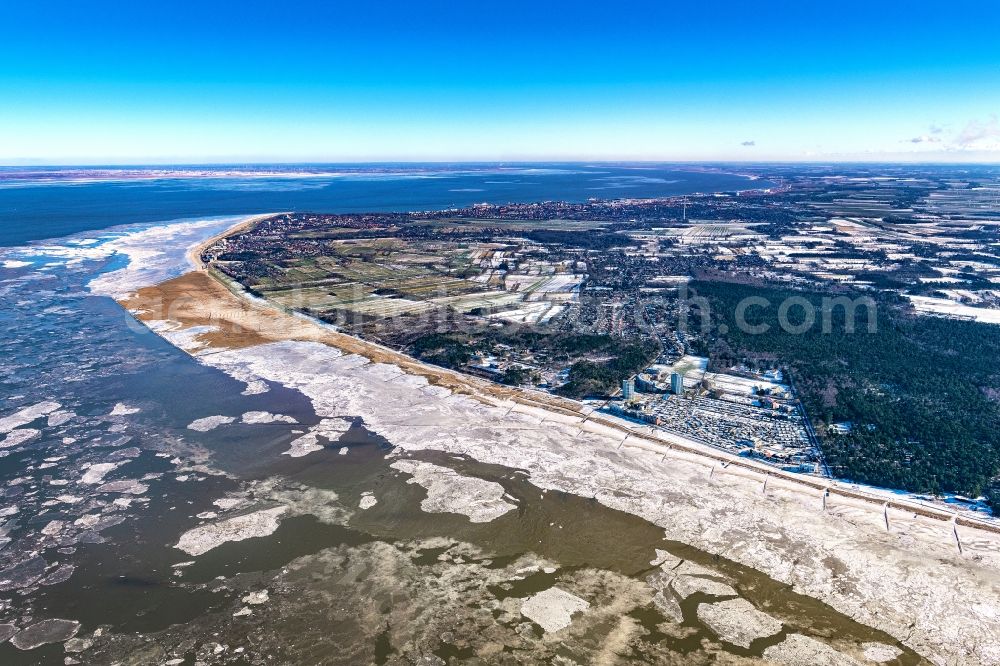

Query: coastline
118;215;1000;665
187;216;999;534
184;212;285;271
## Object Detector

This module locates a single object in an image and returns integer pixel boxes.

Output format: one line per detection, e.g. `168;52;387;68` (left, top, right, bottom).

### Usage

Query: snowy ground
907;294;1000;324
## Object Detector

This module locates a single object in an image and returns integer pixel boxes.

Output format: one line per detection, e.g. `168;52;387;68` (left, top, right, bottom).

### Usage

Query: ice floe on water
316;418;352;437
763;634;862;665
145;320;219;353
79;462;120;485
648;577;684;622
391;459;515;523
213;497;244;511
266;484;348;525
0;216;307;656
187;415;236;432
47;410;75;427
650;548;681;568
241;590;269;605
671;574;737;599
240;411;296;425
862;642;903;663
108;402;141;416
217;366;270;395
282;417;351;457
2;259;31;269
519;587;589;633
0;401;61;433
96;479;149;495
175;506;288;556
0;428;41;449
9;618;80;651
283;433;323;458
358;492;377;510
40;520;64;536
697;598;783;648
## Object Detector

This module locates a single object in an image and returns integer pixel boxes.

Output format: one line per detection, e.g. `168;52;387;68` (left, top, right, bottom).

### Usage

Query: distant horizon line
3;159;1000;168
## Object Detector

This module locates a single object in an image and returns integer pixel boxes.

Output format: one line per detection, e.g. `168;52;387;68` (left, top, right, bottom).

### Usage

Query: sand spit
114;224;1000;664
390;459;516;523
184;213;280;271
175;506;288;556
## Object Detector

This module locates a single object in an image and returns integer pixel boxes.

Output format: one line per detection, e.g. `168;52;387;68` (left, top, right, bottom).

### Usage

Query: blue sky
2;1;999;163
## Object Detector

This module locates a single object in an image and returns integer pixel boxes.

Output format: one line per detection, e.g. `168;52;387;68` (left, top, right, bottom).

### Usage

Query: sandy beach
117;215;1000;665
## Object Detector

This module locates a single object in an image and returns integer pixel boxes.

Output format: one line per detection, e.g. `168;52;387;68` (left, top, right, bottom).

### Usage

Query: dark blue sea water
0;163;768;246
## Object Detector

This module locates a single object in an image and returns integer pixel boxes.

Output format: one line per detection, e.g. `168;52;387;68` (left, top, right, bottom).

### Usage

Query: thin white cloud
899;117;1000;154
955;115;1000;148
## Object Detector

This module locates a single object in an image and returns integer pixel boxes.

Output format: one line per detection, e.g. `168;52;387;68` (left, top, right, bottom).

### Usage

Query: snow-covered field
907;294;1000;324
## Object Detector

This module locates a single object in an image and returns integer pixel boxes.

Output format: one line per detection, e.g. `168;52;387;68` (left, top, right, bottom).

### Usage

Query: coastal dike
120;215;1000;665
